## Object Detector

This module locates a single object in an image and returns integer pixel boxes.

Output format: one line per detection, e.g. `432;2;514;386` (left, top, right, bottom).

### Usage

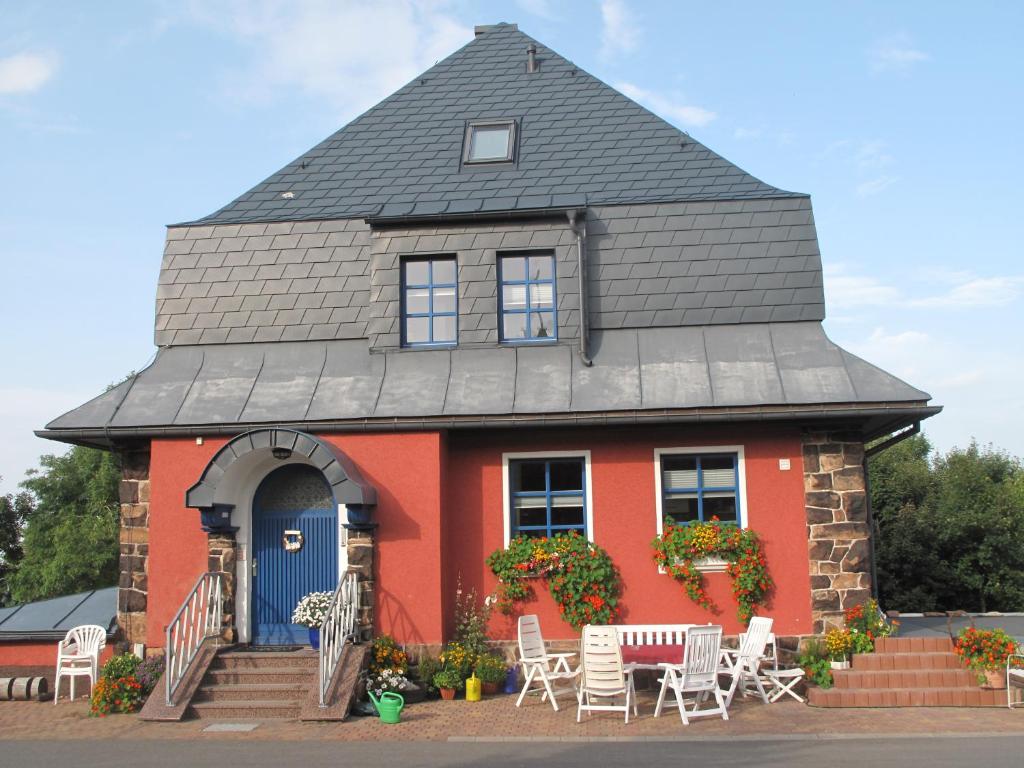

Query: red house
41;24;937;671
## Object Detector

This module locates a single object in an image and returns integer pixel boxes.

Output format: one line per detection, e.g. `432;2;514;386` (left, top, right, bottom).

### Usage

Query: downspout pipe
568;209;592;366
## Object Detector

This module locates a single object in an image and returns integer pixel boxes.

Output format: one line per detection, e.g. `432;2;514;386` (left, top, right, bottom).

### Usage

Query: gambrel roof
190;23;794;226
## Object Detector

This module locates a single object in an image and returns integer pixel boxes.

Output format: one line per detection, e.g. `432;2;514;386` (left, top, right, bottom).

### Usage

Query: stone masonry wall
803;430;872;633
347;530;375;639
117;446;150;648
207;533;237;643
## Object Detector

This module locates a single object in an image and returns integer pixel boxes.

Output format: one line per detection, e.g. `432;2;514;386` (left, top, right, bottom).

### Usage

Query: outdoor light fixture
272;447;292;460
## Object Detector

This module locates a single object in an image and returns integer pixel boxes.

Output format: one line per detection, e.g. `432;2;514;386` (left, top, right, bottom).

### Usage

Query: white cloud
908;276;1024;308
824;264;1024;311
869;35;930;74
0;52;58;94
856;175;900;197
825;273;902;309
615;81;716;128
599;0;640;60
855;140;894;170
734;127;761;140
517;0;557;20
182;1;471;119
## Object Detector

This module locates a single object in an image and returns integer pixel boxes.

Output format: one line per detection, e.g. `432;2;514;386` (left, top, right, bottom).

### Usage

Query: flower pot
439;687;457;700
482;681;500;695
308;627;320;650
503;665;519;694
981;669;1006;689
829;660;849;670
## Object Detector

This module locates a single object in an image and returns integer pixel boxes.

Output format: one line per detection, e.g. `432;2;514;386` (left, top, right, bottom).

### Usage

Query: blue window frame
509;458;586;539
498;253;557;342
401;256;457;347
660;453;741;526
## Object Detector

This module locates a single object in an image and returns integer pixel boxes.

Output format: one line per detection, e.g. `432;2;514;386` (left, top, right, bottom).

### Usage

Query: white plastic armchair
654;624;728;725
1008;653;1024;709
719;616;773;706
577;625;635;723
54;624;107;704
515;614;580;711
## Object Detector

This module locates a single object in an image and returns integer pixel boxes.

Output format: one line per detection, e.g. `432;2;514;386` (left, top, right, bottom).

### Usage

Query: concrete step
833;669;976;690
212;651;318;670
853;651;962;670
203;667;315;685
193;683;310;702
809;685;1004;708
188;699;302;719
875;636;952;654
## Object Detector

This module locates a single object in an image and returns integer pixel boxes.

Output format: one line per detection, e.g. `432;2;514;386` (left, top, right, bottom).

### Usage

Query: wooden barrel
9;676;49;701
0;677;13;700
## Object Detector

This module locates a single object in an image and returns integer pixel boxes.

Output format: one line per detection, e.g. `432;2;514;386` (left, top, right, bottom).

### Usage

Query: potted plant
474;653;507;695
432;668;464;700
796;639;833;689
954;626;1017;688
292;591;333;649
825;627;852;669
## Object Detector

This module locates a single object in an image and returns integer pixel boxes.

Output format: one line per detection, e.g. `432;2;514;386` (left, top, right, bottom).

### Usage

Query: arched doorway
251;464;338;645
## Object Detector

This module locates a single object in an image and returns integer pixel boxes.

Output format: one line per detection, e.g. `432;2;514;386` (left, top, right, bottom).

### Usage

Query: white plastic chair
515;614;579;711
54;624;107;704
654;625;729;724
719;616;773;706
576;625;635;723
1008;653;1024;709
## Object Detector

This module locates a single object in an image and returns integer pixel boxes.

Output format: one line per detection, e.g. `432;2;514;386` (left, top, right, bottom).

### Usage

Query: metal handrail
318;572;360;707
165;572;222;706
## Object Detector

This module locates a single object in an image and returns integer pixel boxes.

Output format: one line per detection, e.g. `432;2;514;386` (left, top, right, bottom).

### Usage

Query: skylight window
463;120;516;164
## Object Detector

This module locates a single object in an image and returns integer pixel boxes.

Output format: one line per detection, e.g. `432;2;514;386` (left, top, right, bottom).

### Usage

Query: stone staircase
808;636;1005;707
188;649;317;720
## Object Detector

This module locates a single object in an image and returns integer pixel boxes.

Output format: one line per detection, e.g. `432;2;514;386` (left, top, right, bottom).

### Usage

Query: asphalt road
3;736;1024;768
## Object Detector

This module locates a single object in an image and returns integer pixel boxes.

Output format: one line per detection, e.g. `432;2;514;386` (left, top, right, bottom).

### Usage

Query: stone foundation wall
208;532;237;643
803;430;872;633
347;530;375;638
117;446;150;647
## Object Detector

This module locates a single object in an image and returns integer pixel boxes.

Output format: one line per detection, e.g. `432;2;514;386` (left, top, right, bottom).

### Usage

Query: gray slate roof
188;23;793;226
0;587;117;641
42;323;934;443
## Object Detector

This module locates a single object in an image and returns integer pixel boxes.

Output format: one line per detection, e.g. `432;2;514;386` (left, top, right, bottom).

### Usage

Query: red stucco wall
445;425;813;640
0;641;113;667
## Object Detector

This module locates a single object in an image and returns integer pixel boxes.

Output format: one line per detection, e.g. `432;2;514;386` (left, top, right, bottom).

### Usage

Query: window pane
502;257;526;281
511;461;546;492
405;316;429;344
549;461;583;492
520;529;546;540
432;315;456;343
405;288;429;314
529;256;553;280
702;456;735;488
665;495;699;524
405;261;429;285
433;286;456;313
532;312;554;339
513;499;548;529
551;504;585;528
703;494;737;523
432;259;456;284
529;283;553;308
503;313;527;340
663;456;698;489
469;126;511;161
502;284;527;310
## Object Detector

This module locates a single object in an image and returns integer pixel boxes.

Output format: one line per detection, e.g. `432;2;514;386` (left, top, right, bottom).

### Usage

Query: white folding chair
515;614;580;711
576;625;636;723
54;624;107;704
719;616;773;706
655;625;729;724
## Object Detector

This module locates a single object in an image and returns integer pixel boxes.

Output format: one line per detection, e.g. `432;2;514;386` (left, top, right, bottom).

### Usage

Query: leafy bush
797;638;833;689
432;667;464;691
101;652;140;681
369;635;409;675
136;654;164;694
844;599;894;653
955;626;1017;681
453;582;491;658
824;628;852;661
90;676;144;717
415;655;442;696
474;653;507;684
438;641;472;677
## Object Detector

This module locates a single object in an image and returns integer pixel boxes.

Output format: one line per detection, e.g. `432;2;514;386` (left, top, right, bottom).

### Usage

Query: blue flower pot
503;665;519;694
308;627;321;650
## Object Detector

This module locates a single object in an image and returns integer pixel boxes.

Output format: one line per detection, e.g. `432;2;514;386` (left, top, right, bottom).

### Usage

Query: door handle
252;557;257;577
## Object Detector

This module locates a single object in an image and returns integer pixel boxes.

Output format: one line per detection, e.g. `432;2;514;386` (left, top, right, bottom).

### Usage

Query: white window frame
501;450;594;546
653;445;748;574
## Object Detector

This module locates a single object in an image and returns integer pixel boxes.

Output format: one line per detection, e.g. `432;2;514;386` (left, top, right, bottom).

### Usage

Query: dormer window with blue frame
498;253;557;343
401;256;457;347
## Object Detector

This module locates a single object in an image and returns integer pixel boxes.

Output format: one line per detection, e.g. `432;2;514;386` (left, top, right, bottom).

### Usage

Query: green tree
0;481;34;605
7;447;121;604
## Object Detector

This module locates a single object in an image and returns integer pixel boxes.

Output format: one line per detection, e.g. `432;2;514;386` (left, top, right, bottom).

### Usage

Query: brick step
188;699;302;719
192;683;310;702
875;636;952;654
853;651;962;670
833;669;975;689
212;652;318;670
808;686;1004;708
203;667;315;685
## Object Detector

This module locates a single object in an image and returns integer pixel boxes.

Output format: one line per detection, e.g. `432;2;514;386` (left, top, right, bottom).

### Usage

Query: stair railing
165;572;222;706
318;571;360;707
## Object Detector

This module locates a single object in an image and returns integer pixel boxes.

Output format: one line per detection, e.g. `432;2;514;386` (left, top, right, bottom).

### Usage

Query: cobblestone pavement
2;689;1023;742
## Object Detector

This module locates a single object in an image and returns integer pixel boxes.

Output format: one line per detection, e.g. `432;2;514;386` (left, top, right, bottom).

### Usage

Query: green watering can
367;691;404;724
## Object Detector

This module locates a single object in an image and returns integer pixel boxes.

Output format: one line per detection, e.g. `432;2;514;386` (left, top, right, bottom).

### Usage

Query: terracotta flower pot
981;669;1006;689
482;681;500;695
440;687;457;700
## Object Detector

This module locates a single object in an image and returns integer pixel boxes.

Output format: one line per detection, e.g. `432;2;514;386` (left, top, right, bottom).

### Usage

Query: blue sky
1;1;1022;493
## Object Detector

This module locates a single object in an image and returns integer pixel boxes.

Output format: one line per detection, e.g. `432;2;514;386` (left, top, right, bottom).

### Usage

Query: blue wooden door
252;464;337;645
